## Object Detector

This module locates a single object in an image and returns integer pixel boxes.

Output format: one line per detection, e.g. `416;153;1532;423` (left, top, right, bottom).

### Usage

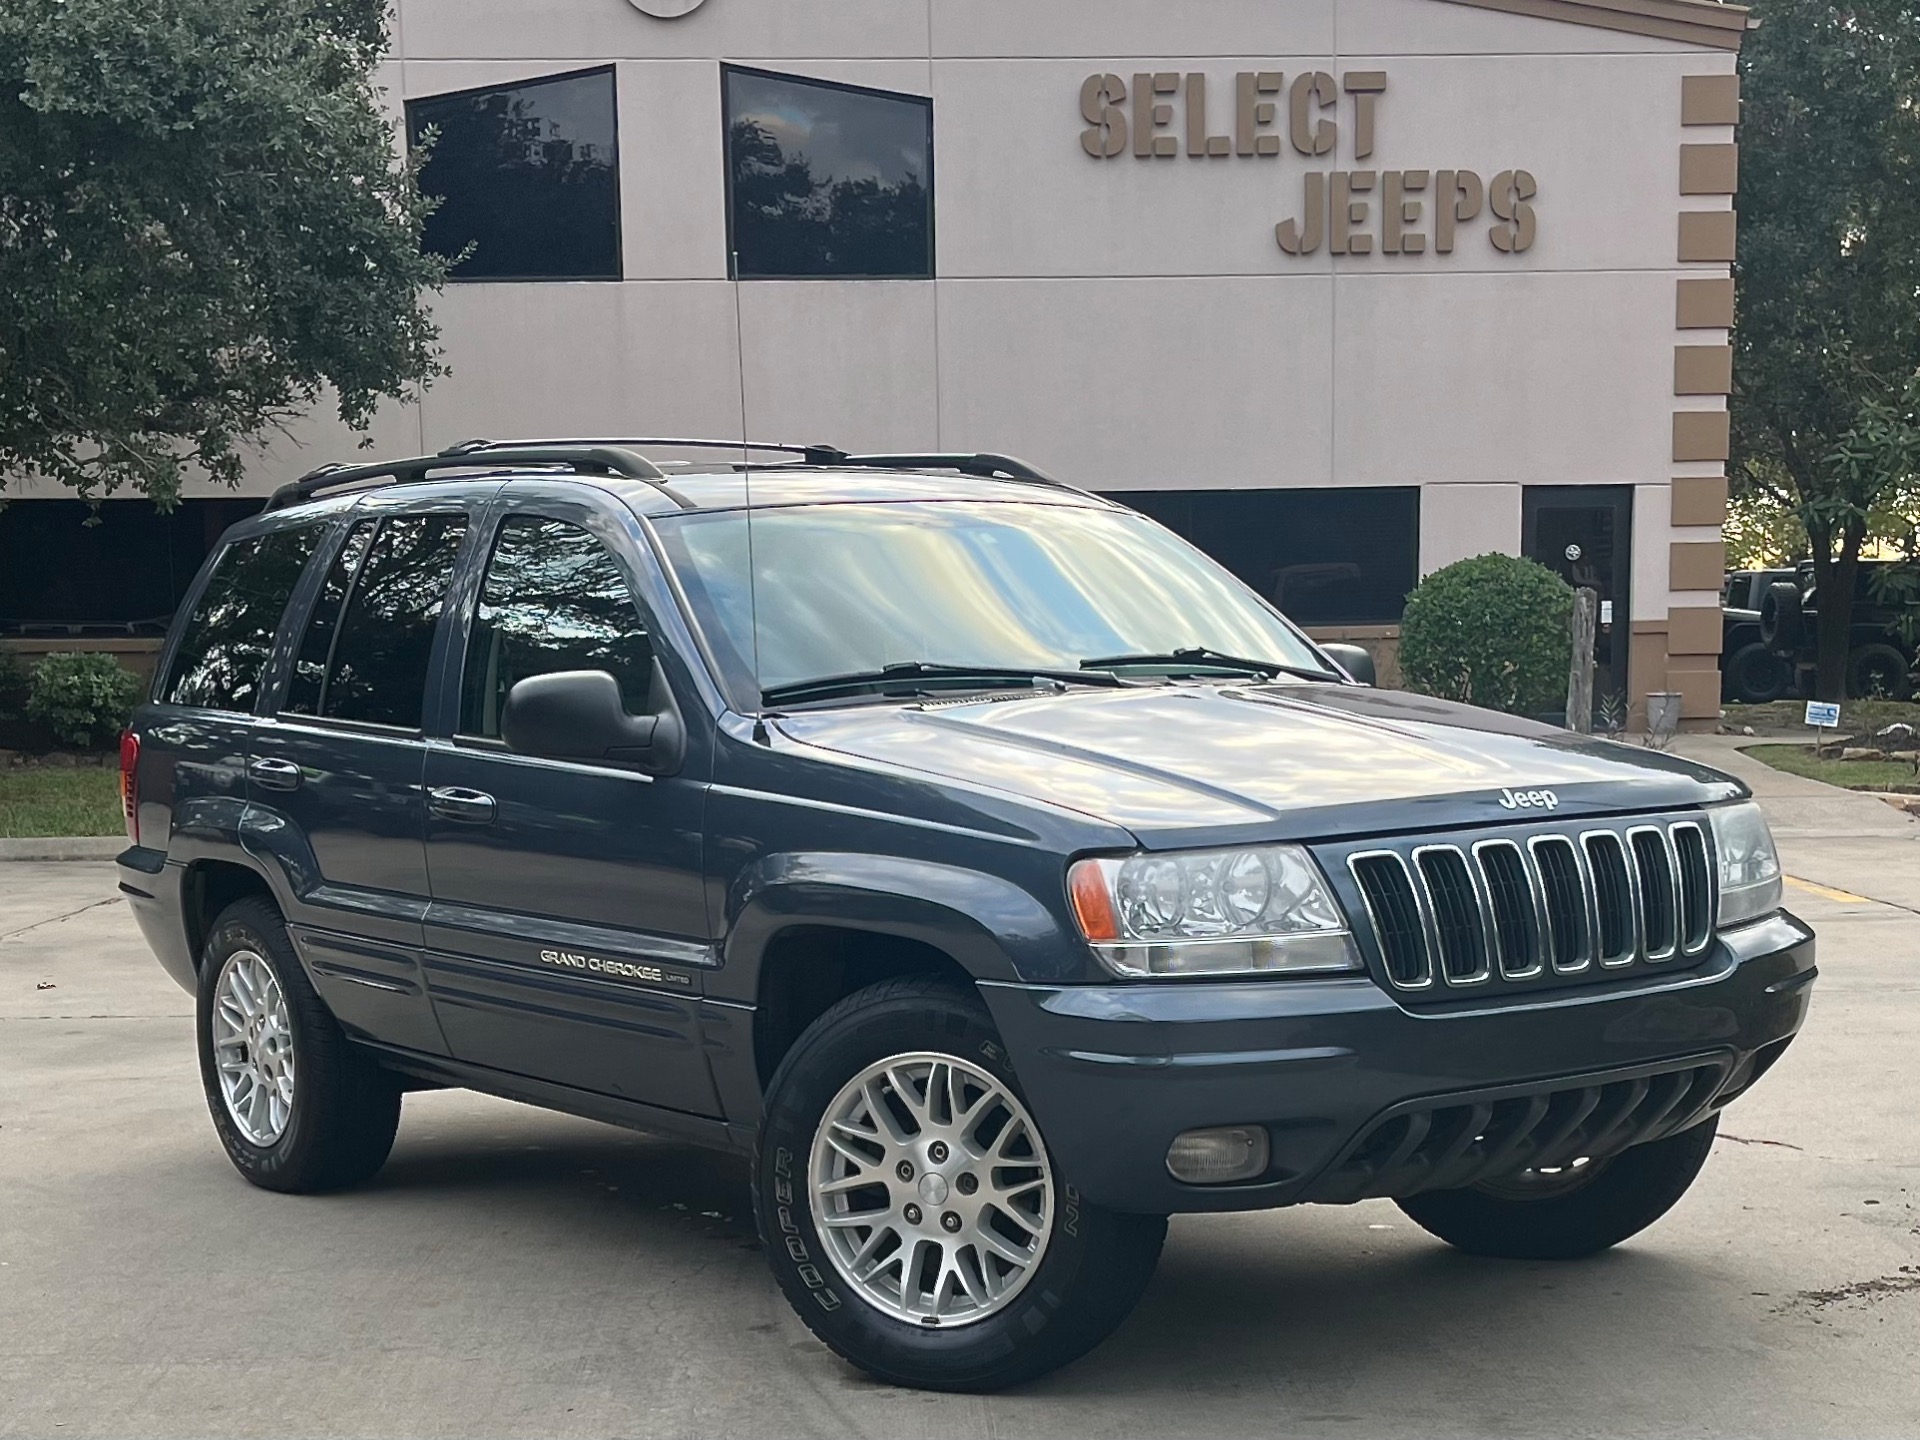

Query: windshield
653;499;1331;708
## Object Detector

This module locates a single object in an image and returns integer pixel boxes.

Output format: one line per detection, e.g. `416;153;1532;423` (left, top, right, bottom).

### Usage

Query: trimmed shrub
0;647;29;720
1399;553;1577;717
25;653;144;749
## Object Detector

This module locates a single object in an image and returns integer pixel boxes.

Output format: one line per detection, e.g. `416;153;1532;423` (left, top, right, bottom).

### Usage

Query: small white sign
1805;701;1842;729
1599;600;1614;626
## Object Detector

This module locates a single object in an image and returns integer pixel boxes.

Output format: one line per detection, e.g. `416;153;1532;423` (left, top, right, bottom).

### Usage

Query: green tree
1733;0;1920;696
0;0;447;507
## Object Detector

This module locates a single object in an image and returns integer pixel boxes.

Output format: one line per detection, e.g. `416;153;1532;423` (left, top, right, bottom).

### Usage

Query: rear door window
164;526;323;713
459;516;653;738
284;513;468;730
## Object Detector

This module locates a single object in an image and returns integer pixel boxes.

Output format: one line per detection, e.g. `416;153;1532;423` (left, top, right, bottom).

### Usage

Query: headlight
1067;845;1362;978
1708;801;1784;928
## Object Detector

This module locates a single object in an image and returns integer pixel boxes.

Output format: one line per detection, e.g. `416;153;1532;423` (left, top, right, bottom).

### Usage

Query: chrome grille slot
1530;836;1591;973
1672;822;1715;955
1630;826;1680;961
1414;847;1490;984
1583;832;1636;966
1474;841;1542;979
1344;815;1720;1000
1350;853;1430;988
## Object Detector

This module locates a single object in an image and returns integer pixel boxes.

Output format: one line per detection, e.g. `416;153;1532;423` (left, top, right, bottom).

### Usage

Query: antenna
730;248;763;702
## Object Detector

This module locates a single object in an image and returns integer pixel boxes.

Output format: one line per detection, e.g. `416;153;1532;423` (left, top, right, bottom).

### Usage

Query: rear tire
1848;642;1914;701
1724;642;1792;705
195;896;402;1193
1395;1116;1718;1260
753;977;1166;1392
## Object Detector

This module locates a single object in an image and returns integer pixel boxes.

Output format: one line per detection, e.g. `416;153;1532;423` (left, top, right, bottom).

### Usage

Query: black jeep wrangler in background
118;439;1816;1391
1726;564;1919;703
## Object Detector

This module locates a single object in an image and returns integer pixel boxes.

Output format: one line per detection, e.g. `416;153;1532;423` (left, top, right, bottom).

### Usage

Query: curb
0;837;124;862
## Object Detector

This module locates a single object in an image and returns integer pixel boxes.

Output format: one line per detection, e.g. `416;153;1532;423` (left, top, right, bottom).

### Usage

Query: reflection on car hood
771;684;1745;846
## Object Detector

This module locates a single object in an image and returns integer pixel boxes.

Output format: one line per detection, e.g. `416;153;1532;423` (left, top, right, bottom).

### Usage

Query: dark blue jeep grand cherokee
117;439;1815;1391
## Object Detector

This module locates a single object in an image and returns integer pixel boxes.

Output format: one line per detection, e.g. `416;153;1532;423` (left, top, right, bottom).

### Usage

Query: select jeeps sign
1078;69;1538;257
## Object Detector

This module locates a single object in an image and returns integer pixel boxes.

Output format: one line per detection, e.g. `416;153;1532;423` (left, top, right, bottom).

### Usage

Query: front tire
1395;1115;1718;1260
195;896;402;1193
753;977;1166;1392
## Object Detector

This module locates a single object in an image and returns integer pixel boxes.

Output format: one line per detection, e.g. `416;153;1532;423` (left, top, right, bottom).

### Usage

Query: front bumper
979;911;1815;1215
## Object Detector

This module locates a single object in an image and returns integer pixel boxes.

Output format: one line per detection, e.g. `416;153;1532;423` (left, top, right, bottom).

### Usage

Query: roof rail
446;439;1063;485
833;453;1067;488
263;439;1072;511
265;442;670;511
498;437;854;466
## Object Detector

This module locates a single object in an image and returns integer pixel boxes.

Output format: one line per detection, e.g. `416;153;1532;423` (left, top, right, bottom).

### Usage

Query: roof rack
266;442;671;510
496;439;1065;485
265;437;1071;510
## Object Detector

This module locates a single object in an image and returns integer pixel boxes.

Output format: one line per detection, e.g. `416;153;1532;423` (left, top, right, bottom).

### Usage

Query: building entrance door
1522;486;1634;718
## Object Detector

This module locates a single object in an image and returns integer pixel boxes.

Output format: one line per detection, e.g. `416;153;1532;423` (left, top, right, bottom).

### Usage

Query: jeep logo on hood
1497;787;1561;811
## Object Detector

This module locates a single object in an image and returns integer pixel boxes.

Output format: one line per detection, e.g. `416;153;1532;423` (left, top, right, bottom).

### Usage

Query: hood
771;683;1744;847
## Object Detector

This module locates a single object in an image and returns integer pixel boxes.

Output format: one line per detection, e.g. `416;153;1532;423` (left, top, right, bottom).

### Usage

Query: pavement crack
1719;1133;1806;1152
0;895;123;942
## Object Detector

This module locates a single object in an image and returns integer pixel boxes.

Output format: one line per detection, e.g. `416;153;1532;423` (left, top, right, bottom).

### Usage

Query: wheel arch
182;858;280;972
723;852;1079;1091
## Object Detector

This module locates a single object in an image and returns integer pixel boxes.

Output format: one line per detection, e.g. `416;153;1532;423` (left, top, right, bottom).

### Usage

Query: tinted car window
164;526;322;712
316;514;468;729
283;521;377;717
460;517;653;738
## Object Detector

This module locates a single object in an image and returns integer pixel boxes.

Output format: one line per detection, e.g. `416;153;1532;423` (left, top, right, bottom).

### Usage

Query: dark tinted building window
724;66;934;279
0;498;265;634
283;521;377;717
1117;488;1422;627
164;527;323;712
301;515;468;729
409;68;620;281
460;518;653;738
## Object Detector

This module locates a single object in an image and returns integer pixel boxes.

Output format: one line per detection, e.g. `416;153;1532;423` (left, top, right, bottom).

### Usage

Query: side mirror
501;663;685;772
1320;643;1376;687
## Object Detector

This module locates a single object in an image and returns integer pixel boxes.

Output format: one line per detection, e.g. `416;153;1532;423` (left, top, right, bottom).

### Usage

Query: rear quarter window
163;526;323;713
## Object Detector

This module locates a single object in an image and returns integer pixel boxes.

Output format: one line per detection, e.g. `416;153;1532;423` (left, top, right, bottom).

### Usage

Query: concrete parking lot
2;739;1916;1438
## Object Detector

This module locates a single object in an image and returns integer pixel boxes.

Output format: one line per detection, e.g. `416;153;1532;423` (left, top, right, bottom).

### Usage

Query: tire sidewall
754;992;1102;1388
195;908;318;1186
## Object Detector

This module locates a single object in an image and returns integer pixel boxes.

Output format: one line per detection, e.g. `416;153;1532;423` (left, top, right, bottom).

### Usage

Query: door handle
427;787;497;825
248;758;303;793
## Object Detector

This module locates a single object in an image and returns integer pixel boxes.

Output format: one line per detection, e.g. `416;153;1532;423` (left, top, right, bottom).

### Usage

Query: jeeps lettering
1496;787;1560;811
536;948;694;989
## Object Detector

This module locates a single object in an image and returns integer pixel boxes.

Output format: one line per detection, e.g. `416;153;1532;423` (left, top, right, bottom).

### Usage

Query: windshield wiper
762;661;1133;708
1080;647;1343;683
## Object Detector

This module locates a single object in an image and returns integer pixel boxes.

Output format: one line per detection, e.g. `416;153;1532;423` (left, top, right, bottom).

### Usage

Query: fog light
1166;1126;1270;1185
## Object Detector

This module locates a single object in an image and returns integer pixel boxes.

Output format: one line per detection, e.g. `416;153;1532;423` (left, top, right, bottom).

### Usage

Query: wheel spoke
822;1130;880;1171
884;1065;929;1127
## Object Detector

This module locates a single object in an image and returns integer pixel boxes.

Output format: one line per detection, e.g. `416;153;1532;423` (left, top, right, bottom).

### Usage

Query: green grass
0;766;123;838
1744;743;1920;794
1724;698;1920;735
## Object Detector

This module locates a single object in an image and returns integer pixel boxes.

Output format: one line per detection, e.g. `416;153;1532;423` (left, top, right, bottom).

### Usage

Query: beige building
1;0;1745;721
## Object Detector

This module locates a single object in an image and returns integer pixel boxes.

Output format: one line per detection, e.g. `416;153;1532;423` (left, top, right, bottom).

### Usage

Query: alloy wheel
210;949;296;1146
808;1052;1054;1328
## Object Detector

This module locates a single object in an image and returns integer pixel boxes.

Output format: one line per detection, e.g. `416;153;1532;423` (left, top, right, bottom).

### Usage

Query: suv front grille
1340;817;1716;1000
